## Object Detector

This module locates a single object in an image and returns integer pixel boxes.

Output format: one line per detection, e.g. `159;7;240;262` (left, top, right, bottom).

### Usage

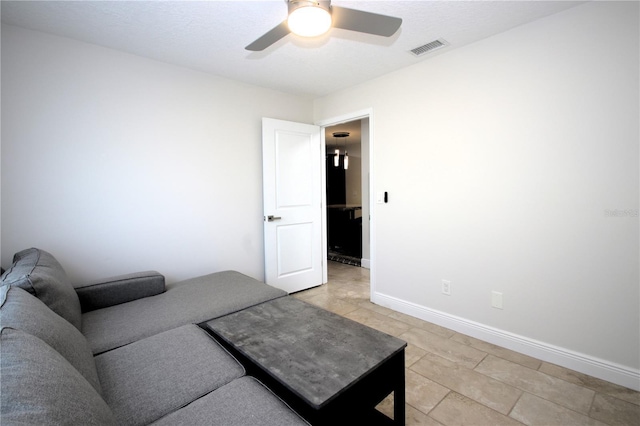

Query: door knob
266;215;282;222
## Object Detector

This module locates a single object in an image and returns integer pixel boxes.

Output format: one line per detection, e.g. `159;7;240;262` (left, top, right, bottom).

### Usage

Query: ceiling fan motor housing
287;0;333;37
287;1;332;15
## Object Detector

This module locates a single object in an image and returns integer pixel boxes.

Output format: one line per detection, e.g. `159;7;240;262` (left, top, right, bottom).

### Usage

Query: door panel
277;223;314;277
276;132;313;207
263;118;323;293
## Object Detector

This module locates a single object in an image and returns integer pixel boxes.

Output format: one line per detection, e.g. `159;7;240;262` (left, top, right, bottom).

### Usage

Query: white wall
315;1;639;388
1;25;313;283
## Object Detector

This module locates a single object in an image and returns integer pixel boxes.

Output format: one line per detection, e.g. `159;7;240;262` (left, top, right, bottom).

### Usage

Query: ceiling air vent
410;39;449;57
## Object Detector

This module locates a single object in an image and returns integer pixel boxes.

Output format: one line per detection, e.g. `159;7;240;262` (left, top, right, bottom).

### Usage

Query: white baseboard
361;258;371;269
372;291;640;391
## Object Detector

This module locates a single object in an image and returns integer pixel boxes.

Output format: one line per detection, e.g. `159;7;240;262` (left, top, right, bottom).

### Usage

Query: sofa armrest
74;271;165;313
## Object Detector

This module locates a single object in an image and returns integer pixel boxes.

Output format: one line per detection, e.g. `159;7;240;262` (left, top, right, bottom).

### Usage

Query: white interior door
262;117;323;293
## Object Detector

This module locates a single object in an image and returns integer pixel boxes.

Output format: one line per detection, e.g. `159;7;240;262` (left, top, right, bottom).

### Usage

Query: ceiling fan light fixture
287;2;332;38
246;0;401;51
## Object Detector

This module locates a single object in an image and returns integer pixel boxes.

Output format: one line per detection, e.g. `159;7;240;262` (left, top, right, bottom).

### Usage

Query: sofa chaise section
81;269;288;354
0;248;307;425
1;247;288;354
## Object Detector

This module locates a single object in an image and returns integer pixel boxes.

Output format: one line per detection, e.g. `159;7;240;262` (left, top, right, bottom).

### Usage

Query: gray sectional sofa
0;248;309;425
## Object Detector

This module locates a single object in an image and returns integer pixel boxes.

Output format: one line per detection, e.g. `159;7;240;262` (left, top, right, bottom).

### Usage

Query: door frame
316;108;375;295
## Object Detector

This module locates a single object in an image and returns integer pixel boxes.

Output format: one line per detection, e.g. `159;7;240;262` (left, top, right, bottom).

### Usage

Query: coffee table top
205;296;406;409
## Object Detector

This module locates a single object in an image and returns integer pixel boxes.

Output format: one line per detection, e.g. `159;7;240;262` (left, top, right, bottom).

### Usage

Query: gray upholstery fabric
151;376;309;426
0;327;117;425
0;248;82;330
83;270;287;354
0;285;102;394
74;270;165;313
95;324;244;426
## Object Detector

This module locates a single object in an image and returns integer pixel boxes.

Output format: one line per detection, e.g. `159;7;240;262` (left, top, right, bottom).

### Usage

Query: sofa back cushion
0;248;81;330
0;285;102;394
0;327;117;425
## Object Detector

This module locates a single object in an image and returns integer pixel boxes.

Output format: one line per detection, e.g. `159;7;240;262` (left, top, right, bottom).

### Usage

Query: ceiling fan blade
331;6;402;37
245;21;290;51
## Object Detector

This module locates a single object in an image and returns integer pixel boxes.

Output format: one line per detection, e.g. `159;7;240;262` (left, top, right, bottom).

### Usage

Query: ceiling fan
246;0;402;51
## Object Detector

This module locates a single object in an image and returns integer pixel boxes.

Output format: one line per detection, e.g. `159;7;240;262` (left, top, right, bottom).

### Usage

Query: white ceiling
1;1;585;98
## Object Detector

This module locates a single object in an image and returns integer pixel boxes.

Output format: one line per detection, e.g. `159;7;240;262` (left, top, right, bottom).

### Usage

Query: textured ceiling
1;1;585;98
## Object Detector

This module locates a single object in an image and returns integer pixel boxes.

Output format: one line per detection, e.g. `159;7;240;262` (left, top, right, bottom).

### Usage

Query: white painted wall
1;25;313;283
315;1;639;388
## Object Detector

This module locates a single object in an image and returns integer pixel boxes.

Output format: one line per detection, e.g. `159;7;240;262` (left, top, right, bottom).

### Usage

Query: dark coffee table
203;297;406;425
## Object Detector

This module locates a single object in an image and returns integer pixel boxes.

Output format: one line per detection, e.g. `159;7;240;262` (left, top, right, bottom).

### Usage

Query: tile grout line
402;327;605;422
587;391;598;422
422;389;451;422
506;391;526;423
321;263;640;424
475;354;601;414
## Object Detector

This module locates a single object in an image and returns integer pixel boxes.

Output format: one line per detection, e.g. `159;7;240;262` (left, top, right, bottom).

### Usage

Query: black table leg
392;351;406;426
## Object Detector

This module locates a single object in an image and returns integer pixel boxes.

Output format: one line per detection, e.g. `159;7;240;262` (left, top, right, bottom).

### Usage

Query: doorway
324;119;370;269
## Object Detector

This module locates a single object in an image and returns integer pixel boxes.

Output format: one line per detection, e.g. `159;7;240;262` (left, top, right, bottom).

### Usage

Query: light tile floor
293;261;640;426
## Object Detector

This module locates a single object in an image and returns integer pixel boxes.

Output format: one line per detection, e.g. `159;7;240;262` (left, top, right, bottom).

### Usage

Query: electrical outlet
442;280;451;296
492;291;503;309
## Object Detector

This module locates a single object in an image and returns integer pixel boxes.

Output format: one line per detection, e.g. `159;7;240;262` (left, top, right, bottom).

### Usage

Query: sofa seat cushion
94;324;244;426
151;376;309;426
0;327;117;425
83;270;287;354
0;248;82;330
0;285;102;393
